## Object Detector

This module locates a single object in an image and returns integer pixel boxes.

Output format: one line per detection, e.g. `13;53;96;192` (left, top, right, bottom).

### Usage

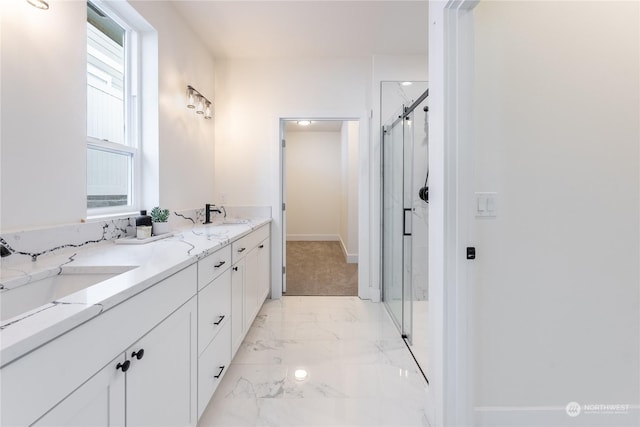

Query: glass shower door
382;108;413;339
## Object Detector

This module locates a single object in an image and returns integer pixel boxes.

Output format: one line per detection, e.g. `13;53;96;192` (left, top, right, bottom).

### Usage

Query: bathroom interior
0;0;432;426
4;1;638;426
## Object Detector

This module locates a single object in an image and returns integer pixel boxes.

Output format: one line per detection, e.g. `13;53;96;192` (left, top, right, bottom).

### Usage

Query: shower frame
381;86;429;350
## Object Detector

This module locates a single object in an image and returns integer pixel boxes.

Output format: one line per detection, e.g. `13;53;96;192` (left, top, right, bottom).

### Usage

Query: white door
244;246;259;326
231;258;245;355
33;355;125;427
258;237;271;301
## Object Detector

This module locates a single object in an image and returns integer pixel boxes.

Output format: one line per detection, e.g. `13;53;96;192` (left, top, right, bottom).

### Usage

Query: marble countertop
0;217;271;367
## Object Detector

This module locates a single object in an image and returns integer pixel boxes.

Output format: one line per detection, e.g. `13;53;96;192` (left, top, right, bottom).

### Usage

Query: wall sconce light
186;85;212;120
27;0;49;9
195;96;204;115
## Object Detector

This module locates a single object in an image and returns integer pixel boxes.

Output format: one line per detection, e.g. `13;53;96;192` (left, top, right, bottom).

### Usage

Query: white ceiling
170;1;428;59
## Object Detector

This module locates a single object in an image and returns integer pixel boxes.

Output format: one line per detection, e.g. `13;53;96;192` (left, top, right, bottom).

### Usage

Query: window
86;1;139;213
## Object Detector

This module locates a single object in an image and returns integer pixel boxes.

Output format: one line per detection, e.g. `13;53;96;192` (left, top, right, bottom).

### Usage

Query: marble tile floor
198;296;430;427
409;301;429;374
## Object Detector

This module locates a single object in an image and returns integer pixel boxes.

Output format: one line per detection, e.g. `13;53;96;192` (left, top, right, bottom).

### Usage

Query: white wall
473;1;639;425
129;1;215;212
0;0;215;232
340;124;350;248
346;121;359;261
213;57;370;206
213;56;371;298
213;56;426;298
1;0;87;230
338;121;359;262
286;131;341;240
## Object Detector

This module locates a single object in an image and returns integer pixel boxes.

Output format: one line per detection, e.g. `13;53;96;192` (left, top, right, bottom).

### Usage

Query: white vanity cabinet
33;354;126;427
126;296;197;426
196;246;232;419
197;322;231;419
230;224;270;356
257;237;271;306
1;265;198;427
197;245;232;291
1;221;272;427
230;257;246;355
33;297;198;427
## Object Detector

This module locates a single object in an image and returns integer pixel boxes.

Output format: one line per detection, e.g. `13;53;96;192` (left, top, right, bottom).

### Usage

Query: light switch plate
475;192;498;218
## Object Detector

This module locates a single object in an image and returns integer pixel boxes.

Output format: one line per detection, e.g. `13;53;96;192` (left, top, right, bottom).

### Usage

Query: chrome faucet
204;204;226;224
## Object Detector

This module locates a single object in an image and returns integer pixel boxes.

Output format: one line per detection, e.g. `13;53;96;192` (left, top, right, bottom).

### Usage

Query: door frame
272;114;370;300
428;0;478;425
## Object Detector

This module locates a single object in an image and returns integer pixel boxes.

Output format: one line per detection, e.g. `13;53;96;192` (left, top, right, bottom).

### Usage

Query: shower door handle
403;208;412;236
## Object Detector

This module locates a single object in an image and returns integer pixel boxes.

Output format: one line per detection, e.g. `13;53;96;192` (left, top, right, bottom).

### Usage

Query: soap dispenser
136;210;152;239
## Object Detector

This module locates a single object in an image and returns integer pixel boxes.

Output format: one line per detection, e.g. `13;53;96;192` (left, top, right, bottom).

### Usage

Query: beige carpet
285;241;358;296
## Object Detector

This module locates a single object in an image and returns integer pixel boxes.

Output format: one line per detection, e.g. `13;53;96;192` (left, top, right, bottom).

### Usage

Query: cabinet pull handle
116;360;130;372
258;244;264;249
213;315;225;325
131;349;145;360
214;261;226;268
213;365;225;379
233;266;238;272
237;247;246;253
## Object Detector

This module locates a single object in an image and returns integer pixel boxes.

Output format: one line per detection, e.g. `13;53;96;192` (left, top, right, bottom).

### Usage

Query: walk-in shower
381;81;429;376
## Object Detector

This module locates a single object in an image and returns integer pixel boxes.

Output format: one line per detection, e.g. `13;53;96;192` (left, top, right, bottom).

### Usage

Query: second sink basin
0;266;136;322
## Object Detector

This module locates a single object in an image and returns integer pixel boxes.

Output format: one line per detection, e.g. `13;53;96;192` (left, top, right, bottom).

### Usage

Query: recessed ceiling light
401;81;413;86
27;0;49;10
297;120;311;126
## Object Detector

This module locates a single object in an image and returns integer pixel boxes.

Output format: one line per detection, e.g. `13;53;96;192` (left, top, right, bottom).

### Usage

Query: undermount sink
195;219;249;235
0;266;137;323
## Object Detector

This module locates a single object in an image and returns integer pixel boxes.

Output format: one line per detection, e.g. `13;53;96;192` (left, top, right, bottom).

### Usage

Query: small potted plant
150;206;171;235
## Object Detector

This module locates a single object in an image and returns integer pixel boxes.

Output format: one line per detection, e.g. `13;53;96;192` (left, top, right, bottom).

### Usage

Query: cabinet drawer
197;323;231;420
198;269;231;355
198;245;232;290
231;224;270;264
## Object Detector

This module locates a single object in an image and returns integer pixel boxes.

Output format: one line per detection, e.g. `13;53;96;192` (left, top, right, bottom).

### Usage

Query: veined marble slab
0;212;271;367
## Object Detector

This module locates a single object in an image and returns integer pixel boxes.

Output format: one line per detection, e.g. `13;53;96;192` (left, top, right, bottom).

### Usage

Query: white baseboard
286;234;339;241
287;235;359;262
370;287;381;302
338;237;358;264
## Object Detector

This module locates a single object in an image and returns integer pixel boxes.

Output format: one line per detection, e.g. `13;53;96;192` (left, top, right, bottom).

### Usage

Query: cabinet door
126;297;198;427
258;237;271;302
33;355;125;427
244;247;259;329
231;258;245;356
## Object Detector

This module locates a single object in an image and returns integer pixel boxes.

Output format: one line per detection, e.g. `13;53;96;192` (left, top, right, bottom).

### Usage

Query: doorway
280;119;360;296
